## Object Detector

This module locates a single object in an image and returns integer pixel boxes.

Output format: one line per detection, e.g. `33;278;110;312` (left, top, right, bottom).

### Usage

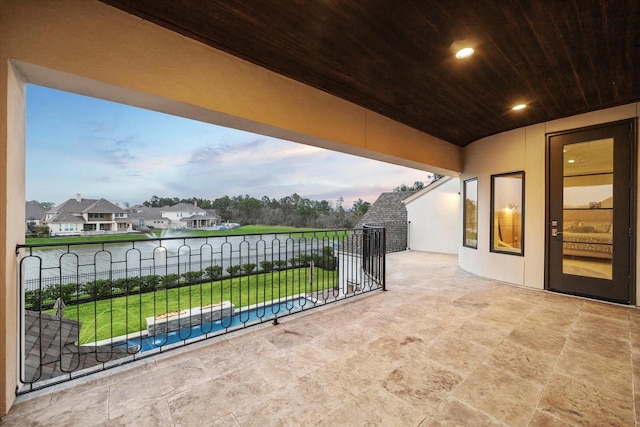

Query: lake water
20;232;340;289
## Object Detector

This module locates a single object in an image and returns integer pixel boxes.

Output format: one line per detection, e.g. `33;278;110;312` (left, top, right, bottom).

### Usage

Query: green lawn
189;225;321;235
52;267;336;344
26;225;344;245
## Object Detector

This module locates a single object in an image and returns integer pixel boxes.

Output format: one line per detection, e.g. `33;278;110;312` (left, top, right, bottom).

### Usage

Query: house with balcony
159;203;220;229
2;1;640;425
43;194;132;236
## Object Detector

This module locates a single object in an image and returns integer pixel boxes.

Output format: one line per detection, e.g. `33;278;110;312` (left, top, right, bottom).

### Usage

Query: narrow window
490;171;525;255
463;178;478;249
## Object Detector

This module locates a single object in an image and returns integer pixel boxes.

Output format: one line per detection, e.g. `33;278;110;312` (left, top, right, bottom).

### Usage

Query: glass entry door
547;120;635;304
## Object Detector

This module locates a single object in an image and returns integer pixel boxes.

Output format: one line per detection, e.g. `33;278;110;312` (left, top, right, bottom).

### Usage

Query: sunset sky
26;85;430;208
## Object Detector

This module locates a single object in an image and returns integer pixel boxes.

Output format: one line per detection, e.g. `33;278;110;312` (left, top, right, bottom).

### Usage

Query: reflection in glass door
562;139;613;280
547;119;635;304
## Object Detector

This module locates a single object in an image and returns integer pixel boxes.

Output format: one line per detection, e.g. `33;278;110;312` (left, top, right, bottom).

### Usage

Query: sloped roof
45;197;126;223
161;203;207;213
183;214;218;221
49;212;86;223
356;192;415;227
24;311;132;384
25;201;47;221
48;198;125;215
128;207;167;221
84;198;125;213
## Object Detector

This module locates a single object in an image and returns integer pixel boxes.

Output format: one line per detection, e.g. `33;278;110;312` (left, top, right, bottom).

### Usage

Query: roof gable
48;197;125;215
85;198;125;213
356;192;415;226
48;212;86;223
161;203;206;213
26;201;47;220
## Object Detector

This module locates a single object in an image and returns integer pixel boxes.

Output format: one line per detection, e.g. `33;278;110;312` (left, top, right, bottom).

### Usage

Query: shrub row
24;251;337;310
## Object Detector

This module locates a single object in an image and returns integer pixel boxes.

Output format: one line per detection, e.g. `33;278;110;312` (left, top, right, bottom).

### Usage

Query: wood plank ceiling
101;0;640;147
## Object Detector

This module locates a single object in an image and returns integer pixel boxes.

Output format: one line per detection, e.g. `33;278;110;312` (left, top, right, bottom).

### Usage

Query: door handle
551;228;563;237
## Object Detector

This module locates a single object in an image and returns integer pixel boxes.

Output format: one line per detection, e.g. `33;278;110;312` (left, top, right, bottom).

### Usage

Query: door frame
544;118;637;304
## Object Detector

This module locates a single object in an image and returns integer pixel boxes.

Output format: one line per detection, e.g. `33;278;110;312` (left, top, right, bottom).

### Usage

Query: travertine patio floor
3;251;640;426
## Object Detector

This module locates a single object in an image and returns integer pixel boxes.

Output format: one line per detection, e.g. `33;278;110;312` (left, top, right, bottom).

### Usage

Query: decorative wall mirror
491;171;525;255
463;178;478;249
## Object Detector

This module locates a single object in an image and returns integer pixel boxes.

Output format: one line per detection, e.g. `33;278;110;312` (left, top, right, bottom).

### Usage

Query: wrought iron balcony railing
363;221;410;253
16;227;387;393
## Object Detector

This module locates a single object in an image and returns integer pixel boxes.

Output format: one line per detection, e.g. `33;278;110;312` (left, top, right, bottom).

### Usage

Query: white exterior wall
162;210;200;226
405;177;461;254
150;219;171;229
162;211;182;222
162;211;185;229
459;103;640;301
53;222;81;235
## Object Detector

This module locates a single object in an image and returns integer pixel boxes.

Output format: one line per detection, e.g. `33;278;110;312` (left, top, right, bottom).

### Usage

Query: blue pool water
114;297;313;353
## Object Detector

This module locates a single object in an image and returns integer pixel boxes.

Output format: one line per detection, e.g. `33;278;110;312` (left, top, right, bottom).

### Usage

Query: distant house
25;201;47;232
127;208;171;230
403;177;461;254
43;194;132;236
130;203;219;230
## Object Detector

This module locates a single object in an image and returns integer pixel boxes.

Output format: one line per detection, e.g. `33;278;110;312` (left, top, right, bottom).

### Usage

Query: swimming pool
113;296;315;353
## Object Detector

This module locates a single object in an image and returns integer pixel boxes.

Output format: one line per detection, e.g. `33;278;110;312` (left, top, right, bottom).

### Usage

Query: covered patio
3;251;638;426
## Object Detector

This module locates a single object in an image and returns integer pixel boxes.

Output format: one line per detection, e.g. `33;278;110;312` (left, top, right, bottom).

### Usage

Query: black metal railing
16;227;386;393
362;221;409;253
362;224;386;290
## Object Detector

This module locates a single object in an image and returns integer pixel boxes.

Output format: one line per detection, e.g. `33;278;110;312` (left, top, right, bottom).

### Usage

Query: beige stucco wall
459;103;640;297
459;127;528;284
0;57;26;418
0;0;462;414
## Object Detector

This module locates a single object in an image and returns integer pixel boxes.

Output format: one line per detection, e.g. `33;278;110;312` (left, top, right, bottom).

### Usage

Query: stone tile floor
2;251;640;426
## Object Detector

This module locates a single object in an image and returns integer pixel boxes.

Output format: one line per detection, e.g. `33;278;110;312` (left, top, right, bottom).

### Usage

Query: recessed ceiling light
512;103;527;111
455;47;474;59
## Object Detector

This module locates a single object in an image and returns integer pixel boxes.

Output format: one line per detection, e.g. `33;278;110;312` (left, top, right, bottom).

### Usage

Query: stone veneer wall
356;192;414;253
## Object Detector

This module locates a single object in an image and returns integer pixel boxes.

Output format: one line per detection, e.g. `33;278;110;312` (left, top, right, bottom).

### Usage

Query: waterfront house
159;203;219;229
130;203;220;230
43;194;132;236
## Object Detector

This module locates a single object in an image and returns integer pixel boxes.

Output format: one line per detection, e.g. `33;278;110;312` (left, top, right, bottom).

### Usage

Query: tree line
142;193;371;228
393;175;443;193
